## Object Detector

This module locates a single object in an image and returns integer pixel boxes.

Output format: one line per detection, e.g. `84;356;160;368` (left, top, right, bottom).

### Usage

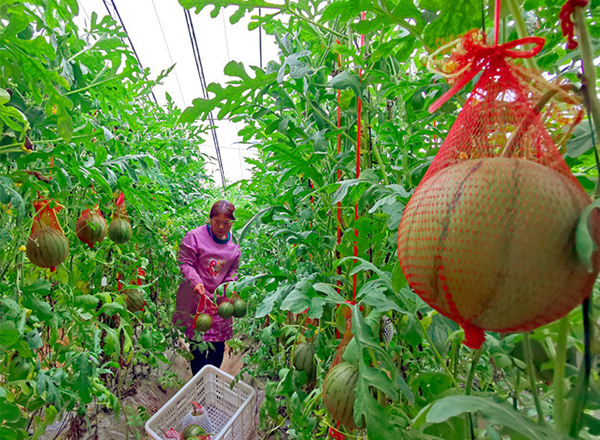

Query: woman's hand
194;283;217;314
193;282;206;296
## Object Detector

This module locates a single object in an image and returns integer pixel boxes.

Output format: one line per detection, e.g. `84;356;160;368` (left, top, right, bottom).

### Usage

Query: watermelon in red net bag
397;29;600;349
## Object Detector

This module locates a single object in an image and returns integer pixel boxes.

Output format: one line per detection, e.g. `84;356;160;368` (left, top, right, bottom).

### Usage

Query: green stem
573;6;600;163
505;0;536;70
370;137;390;186
465;349;481;440
514;368;521;410
465;348;482;396
553;317;570;433
65;75;125;96
288;9;344;39
523;332;545;426
451;337;460;380
417;317;459;389
304;97;355;144
568;297;592;438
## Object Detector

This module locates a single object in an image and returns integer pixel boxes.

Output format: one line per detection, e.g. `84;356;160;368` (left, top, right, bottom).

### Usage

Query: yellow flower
19;245;27;252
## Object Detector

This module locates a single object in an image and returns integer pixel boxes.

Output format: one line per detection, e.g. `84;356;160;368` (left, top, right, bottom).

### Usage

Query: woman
173;200;241;375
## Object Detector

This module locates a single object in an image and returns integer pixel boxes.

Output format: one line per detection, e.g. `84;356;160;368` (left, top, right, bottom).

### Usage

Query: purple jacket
173;224;241;341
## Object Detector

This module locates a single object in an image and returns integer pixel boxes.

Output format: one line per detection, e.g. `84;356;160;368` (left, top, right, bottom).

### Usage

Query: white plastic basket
145;365;256;440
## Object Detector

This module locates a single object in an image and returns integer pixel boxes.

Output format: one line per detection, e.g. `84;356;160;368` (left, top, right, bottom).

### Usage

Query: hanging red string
352;11;366;304
560;0;588;50
336;39;343;295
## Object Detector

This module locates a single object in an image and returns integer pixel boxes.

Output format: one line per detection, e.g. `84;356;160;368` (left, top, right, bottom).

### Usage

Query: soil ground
40;341;266;440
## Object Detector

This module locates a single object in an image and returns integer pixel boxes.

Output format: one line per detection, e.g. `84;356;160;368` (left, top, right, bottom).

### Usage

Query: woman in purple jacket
173;200;241;375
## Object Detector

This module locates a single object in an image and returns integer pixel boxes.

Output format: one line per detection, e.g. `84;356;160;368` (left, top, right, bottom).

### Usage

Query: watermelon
293;342;316;379
26;227;69;269
217;302;234;319
323;362;362;429
195;313;213;332
125;289;145;312
181;401;213;434
398;157;600;348
181;423;209;440
76;208;107;247
108;218;132;244
232;299;247;318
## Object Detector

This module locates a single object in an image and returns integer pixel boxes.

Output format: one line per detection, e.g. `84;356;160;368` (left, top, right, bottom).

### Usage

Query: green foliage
2;0;600;439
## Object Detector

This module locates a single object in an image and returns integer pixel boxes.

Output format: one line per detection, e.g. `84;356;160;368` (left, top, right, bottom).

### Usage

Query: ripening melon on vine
397;157;600;348
323;362;363;430
108;192;132;243
76;207;107;248
125;289;145;313
108;218;132;244
26;199;69;270
397;29;600;348
293;342;316;379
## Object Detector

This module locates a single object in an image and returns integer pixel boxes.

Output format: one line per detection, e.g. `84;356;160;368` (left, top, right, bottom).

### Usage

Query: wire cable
103;0;158;103
183;8;227;188
150;0;187;107
258;8;263;69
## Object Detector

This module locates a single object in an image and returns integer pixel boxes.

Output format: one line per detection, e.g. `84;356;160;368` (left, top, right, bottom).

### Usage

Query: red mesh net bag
26;199;69;271
397;29;600;349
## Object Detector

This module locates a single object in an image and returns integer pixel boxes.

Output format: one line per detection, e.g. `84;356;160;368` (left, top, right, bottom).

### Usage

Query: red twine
428;30;545;113
329;427;345;440
559;0;588;50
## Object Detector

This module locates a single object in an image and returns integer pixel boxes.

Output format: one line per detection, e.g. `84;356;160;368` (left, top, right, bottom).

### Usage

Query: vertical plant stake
397;27;600;349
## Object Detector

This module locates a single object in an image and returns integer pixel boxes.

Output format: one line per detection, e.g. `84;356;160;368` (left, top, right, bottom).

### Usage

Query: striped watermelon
232;299;247;318
293;342;316;379
76;208;107;247
181;423;209;440
125;289;145;312
398;157;600;348
323;362;362;429
26;227;69;269
195;313;213;332
108;218;132;244
217;302;234;319
181;401;213;434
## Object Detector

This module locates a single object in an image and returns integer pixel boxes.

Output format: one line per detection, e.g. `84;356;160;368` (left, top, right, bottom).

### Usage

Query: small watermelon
323;362;362;429
26;227;69;269
181;401;213;434
217;302;234;319
232;299;247;318
293;342;316;379
108;218;132;244
195;313;213;332
125;289;145;312
181;423;209;440
76;208;108;247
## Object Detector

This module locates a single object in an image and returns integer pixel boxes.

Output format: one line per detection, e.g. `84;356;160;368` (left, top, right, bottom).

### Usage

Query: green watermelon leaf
575;197;600;272
424;395;572;440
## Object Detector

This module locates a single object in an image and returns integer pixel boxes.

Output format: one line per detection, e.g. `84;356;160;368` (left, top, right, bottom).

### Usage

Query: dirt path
39;342;260;440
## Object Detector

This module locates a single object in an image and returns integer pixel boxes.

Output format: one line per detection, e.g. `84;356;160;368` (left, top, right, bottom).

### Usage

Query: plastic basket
145;365;256;440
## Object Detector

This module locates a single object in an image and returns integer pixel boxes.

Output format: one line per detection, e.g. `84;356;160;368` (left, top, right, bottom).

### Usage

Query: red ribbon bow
429;30;545;113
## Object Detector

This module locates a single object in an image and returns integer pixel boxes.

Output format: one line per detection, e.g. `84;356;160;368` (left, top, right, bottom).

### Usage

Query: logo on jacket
208;259;226;277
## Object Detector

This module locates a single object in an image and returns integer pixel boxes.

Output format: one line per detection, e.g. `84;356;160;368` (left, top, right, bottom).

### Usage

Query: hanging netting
397;29;600;349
